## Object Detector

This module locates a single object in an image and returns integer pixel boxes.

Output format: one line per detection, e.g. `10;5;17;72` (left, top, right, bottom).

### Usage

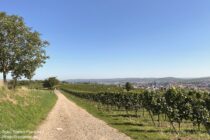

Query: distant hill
65;77;210;84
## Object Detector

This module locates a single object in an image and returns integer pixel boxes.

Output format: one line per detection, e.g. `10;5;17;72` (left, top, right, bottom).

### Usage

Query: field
61;83;210;140
0;87;57;139
61;83;124;92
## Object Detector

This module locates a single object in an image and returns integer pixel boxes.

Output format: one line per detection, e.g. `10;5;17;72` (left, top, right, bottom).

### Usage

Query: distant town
66;77;210;91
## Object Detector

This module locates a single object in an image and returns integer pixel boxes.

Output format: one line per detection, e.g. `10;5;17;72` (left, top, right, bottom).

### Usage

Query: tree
125;82;133;91
11;31;49;88
0;12;20;84
43;77;60;89
0;12;49;86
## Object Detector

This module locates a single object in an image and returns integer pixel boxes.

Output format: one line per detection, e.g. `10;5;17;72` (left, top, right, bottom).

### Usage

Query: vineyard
61;83;210;140
62;83;124;92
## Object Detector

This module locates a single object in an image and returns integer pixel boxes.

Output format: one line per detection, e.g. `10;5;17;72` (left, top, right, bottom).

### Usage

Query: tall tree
11;31;49;88
0;12;19;83
0;12;49;86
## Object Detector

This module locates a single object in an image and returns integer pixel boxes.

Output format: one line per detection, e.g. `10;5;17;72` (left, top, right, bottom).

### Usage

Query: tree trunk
13;78;17;90
158;114;160;127
198;123;201;131
135;109;138;117
164;114;167;121
168;116;178;134
3;72;7;84
29;78;32;88
148;111;156;127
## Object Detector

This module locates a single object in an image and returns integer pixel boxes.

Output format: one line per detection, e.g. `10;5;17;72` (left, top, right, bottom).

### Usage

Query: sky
0;0;210;80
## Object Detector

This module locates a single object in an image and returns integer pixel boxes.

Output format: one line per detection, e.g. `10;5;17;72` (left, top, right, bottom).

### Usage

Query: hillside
0;88;57;139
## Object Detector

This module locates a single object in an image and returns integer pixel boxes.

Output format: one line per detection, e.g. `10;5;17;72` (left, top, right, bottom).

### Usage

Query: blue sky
1;0;210;80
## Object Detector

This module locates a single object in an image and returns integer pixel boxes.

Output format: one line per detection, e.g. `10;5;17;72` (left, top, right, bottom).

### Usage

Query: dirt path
34;90;131;140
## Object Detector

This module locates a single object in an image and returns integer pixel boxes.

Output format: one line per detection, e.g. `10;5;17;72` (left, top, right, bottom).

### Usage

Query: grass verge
0;87;57;139
62;90;210;140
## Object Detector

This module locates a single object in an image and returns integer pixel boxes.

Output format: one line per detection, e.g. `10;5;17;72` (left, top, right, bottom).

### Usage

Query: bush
43;77;59;89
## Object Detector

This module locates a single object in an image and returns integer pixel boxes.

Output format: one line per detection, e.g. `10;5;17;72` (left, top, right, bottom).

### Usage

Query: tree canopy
125;82;134;91
0;12;49;86
43;77;60;89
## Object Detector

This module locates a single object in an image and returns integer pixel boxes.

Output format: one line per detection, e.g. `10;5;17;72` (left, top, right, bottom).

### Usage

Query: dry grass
1;94;17;104
0;80;4;87
0;86;29;105
16;87;29;97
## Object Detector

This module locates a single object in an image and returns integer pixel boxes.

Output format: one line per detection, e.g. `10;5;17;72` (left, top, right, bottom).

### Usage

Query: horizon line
65;76;210;80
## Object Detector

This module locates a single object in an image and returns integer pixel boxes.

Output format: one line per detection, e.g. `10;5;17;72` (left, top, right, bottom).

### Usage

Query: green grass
0;87;57;139
61;83;124;92
62;90;210;140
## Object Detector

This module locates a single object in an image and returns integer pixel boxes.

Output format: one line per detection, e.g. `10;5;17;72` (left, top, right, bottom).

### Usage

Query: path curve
34;90;131;140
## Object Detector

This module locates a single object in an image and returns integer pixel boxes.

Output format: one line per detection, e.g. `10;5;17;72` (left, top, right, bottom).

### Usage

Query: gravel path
34;90;131;140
